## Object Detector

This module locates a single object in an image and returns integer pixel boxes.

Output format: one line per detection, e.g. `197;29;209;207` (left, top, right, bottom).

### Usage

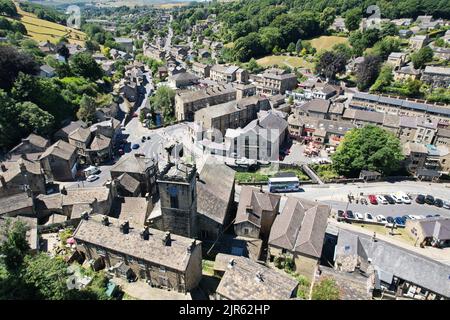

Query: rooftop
39;140;77;161
73;215;200;272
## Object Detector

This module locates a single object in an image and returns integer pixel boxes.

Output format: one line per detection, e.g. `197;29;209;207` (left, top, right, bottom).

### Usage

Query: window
244;228;249;235
170;195;178;208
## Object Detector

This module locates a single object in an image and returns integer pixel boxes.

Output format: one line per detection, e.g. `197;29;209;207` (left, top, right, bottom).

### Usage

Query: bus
268;177;300;193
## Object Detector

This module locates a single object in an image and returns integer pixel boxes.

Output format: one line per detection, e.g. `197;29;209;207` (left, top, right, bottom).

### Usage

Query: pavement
112;276;192;300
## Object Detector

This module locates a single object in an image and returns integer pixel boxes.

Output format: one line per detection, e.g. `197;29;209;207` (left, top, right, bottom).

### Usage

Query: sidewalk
113;277;192;300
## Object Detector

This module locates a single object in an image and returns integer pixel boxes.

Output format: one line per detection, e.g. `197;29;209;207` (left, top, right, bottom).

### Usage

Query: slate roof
39;140;77;161
411;217;450;240
437;128;450;139
342;109;384;124
9;134;49;154
90;134;111;151
0;158;42;183
57;120;87;137
117;173;141;194
0;192;34;216
301;99;331;114
110;197;150;227
196;160;235;225
335;228;450;298
69;127;92;143
269;197;330;258
235;186;281;227
215;254;298;300
402;142;428;155
110;154;156;174
73;215;200;272
36;186;110;211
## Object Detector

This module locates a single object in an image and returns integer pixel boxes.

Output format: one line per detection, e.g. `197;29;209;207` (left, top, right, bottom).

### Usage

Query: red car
368;195;378;205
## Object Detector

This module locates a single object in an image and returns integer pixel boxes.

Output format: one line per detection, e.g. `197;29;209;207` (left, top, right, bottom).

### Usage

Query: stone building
8;134;50;158
234;186;281;241
422;66;450;88
175;85;237;121
405;217;450;248
110;154;158;197
73;215;202;293
39;140;78;181
0;158;46;197
214;254;298;300
254;68;298;95
157;162;197;238
191;62;211;78
268;197;330;280
210;64;248;83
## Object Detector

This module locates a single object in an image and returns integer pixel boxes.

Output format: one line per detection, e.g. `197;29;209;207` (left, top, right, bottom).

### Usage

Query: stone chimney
0;175;6;188
0;163;7;172
101;215;109;226
60;186;67;195
120;220;130;234
81;211;89;220
19;160;27;174
255;271;264;283
187;239;196;254
163;231;171;246
140;226;150;240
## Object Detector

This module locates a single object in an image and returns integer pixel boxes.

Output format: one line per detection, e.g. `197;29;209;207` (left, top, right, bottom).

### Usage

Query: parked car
384;195;396;204
391;194;403;204
434;198;444;207
425;195;435;205
377;195;388;204
426;215;434;218
402;215;411;221
386;216;395;224
418;215;426;219
364;213;375;222
434;214;441;217
394;217;405;226
396;192;411;204
86;174;99;182
355;212;364;220
410;215;421;220
416;194;425;204
368;195;378;205
132;144;140;149
346;210;355;219
443;201;450;209
337;210;345;222
376;215;387;224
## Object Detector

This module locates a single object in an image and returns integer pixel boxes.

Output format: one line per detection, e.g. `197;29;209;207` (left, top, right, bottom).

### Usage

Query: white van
84;165;100;177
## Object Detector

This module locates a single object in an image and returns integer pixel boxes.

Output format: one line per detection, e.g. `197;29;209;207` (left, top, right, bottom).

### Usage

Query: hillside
7;2;86;45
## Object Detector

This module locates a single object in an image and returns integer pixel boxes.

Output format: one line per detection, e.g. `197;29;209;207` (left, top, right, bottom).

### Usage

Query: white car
391;194;403;204
376;215;387;224
376;195;388;204
396;192;411;204
355;212;364;220
86;174;99;182
364;213;375;222
443;201;450;209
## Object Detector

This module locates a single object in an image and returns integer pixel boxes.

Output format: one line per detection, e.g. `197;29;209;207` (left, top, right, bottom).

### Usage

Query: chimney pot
0;175;6;187
0;164;6;172
60;186;67;195
101;215;109;226
227;258;235;269
163;231;171;246
81;211;89;220
140;226;150;240
120;220;130;234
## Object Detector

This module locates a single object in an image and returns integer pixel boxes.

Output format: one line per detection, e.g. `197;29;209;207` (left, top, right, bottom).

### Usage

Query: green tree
77;94;97;123
319;7;336;30
372;36;401;60
0;45;39;90
295;39;303;53
247;58;262;73
332;125;404;177
411;47;434;69
345;8;362;31
287;42;296;53
0;0;18;17
150;86;175;123
0;219;29;273
370;64;393;92
16;101;55;135
312;278;340;300
70;52;103;80
233;32;264;62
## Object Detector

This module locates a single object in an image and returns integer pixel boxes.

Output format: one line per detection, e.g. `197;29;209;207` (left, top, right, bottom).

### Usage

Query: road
163;15;173;52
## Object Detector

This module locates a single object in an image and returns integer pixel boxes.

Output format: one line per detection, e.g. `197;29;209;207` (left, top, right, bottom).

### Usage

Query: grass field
310;35;349;52
8;3;86;45
256;55;314;69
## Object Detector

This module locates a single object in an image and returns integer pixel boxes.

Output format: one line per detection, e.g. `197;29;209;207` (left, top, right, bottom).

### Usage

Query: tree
57;44;70;61
312;278;340;300
315;51;347;80
411;47;434;69
150;86;175;123
233;32;264;62
70;52;103;80
345;8;362;31
372;36;401;60
332;125;404;177
0;0;17;17
16;101;54;135
319;7;336;30
370;64;393;92
355;55;382;90
287;42;296;53
0;45;39;90
0;219;30;273
247;58;262;73
77;94;97;123
295;39;303;53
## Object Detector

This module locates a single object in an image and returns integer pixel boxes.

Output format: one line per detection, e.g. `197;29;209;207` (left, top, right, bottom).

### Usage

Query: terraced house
73;215;202;293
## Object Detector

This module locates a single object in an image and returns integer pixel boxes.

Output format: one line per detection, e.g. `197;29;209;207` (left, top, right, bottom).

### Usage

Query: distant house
387;52;407;70
268;197;330;280
254;68;297;95
234;186;281;241
198;49;211;59
54;120;87;142
409;35;429;51
191;62;211;78
422;66;450;88
398;29;413;38
38;40;56;54
168;72;199;89
157;66;168;79
394;64;421;81
39;140;78;181
0;192;35;218
214;253;298;300
114;38;134;52
0;158;46;197
39;64;56;78
9;134;49;158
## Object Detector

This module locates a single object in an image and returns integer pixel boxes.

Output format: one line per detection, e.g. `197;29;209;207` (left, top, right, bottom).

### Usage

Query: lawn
310;164;340;181
356;224;417;246
310;36;349;52
235;165;310;183
8;4;86;45
256;55;314;69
